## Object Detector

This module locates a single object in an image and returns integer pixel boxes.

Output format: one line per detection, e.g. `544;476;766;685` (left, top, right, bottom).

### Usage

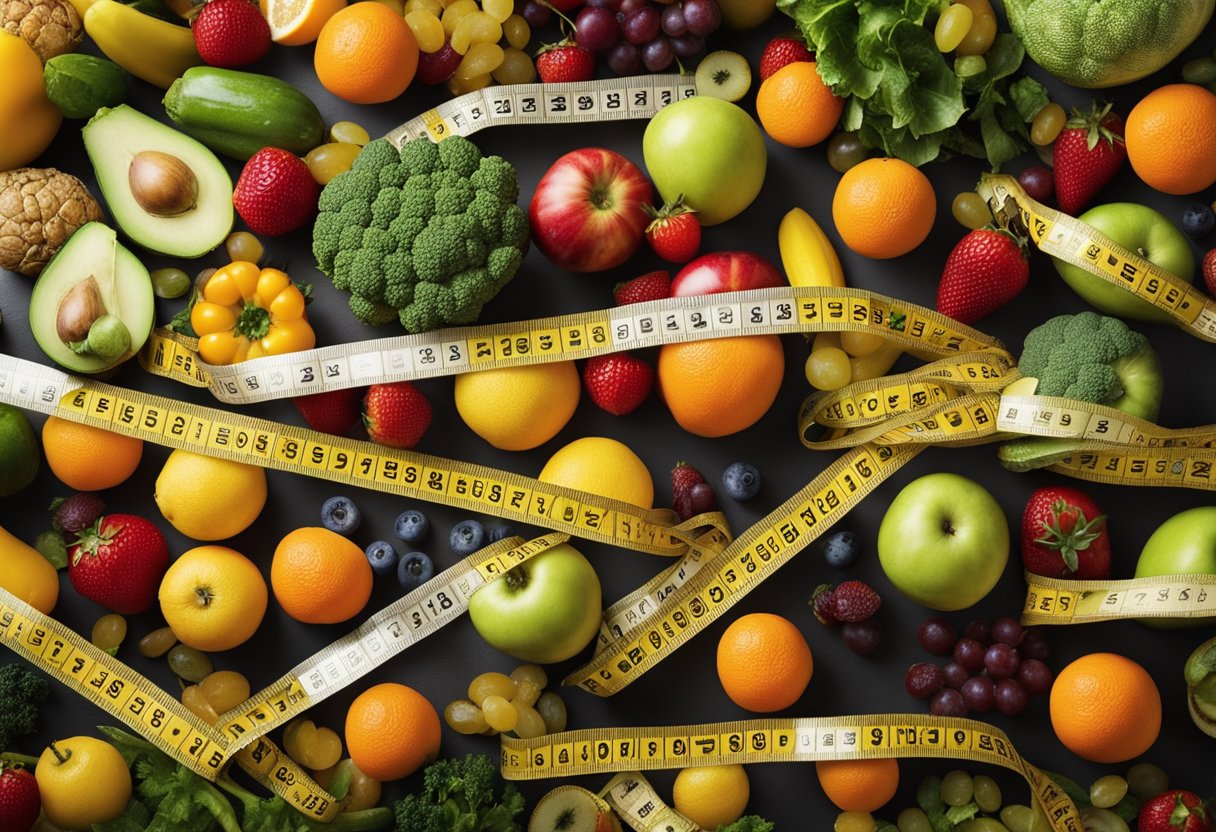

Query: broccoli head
0;662;50;750
717;816;776;832
393;753;525;832
999;311;1163;471
312;135;528;333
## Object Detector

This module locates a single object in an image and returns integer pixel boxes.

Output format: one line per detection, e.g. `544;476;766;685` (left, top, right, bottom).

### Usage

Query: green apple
1134;506;1216;628
643;97;766;226
1054;202;1195;323
877;473;1009;611
467;543;602;664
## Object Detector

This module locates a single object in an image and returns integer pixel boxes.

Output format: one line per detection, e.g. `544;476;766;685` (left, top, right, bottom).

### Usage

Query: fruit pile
443;666;568;737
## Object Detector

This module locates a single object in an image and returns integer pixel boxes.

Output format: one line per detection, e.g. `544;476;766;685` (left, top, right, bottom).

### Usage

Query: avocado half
29;222;155;374
83;105;233;258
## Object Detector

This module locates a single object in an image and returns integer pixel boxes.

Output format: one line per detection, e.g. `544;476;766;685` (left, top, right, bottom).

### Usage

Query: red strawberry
671;461;706;495
613;270;671;306
1020;486;1110;580
233;147;319;237
811;583;838;627
759;34;813;80
68;515;170;615
1053;103;1127;216
644;197;701;263
1139;790;1211;832
1203;248;1216;297
192;0;271;68
583;354;654;416
936;228;1029;324
830;580;881;622
363;381;431;449
671;462;716;521
0;765;40;832
535;40;595;84
292;387;363;436
416;41;462;85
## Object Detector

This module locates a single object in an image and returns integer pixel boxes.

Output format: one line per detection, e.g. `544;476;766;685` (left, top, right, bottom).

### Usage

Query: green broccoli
393;753;525;832
312;135;528;333
0;662;49;750
999;311;1163;471
717;815;776;832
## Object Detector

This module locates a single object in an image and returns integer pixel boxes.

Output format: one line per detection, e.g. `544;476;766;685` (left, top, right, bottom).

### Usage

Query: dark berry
1020;629;1051;661
1017;659;1053;696
811;584;838;627
688;482;717;515
722;462;762;501
942;662;970;690
953;638;987;672
963;619;991;643
364;540;399;576
822;530;860;569
994;679;1028;715
984;643;1021;680
395;509;430;544
1017;165;1053;202
53;492;105;534
397;551;435;591
1183;203;1216;240
991;617;1024;646
930;688;967;717
961;675;995;712
450;519;486;555
831;580;881;622
904;663;945;700
488;525;515;543
320;496;361;536
840;618;882;656
917;617;958;656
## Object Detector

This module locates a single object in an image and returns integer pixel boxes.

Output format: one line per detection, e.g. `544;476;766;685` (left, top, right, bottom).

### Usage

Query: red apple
529;148;653;273
670;250;785;297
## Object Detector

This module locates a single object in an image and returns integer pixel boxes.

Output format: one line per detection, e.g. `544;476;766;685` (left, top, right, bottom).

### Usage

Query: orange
1125;83;1216;195
314;3;418;104
657;335;784;437
1049;652;1162;763
261;0;346;46
271;527;373;624
815;758;899;813
832;157;936;259
345;683;441;781
159;545;268;652
41;416;142;491
716;612;812;712
755;61;844;148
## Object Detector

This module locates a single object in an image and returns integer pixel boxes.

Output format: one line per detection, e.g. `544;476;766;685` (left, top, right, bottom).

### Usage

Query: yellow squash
191;261;316;364
84;0;202;89
0;33;62;172
778;206;846;289
0;523;60;614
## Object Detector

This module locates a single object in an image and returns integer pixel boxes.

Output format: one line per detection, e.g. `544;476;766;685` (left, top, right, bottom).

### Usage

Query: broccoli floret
348;294;398;327
717;816;776;832
354;138;401;172
393;754;525;832
0;663;50;750
999;311;1164;471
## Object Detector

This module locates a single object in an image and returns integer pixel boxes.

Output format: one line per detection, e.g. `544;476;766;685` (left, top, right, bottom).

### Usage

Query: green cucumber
163;67;325;161
44;54;128;120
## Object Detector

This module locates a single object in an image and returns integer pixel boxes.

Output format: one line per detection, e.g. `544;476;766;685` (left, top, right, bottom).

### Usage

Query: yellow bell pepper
0;32;62;172
191;261;316;364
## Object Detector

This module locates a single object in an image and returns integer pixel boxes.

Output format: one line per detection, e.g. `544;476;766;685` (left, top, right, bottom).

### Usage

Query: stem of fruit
196;586;214;608
0;752;39;768
235;302;271;341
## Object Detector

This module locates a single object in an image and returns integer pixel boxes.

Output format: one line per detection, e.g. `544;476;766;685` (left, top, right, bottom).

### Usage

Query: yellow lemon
454;361;580;451
154;449;267;540
538;437;653;508
159;545;268;651
36;736;132;831
672;764;750;829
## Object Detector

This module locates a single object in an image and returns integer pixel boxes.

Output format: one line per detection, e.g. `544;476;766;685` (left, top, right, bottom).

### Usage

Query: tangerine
755;61;844;148
41;416;143;491
314;2;419;104
345;683;441;781
1049;652;1162;763
716;612;812;712
832;157;936;259
816;758;900;813
657;335;784;438
1125;83;1216;195
271;527;374;624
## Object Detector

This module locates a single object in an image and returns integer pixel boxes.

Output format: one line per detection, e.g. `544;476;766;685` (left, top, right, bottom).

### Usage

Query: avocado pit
55;275;105;343
128;150;199;217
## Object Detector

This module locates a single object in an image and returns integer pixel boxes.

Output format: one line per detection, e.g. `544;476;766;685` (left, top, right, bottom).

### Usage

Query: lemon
454;361;580;451
159;545;268;651
538;437;654;509
672;764;750;829
154;449;267;540
36;736;132;830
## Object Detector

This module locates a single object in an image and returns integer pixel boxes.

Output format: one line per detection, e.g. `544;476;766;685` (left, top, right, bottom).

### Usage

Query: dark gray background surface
3;11;1216;828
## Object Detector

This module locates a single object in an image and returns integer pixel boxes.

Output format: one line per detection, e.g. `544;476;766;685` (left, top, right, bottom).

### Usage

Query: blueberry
722;462;761;501
449;519;486;555
488;525;515;543
1183;204;1216;240
398;551;435;591
321;496;361;536
364;540;399;576
394;509;430;544
822;530;860;569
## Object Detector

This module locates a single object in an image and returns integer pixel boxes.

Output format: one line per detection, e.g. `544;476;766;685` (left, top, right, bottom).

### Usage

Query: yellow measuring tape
500;717;1083;832
1022;571;1216;625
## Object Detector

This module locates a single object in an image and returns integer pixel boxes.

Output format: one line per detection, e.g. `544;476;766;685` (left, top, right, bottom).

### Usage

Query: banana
84;0;202;89
778;206;846;288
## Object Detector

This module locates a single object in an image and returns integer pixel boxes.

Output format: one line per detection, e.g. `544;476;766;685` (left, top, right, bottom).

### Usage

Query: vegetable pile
392;753;525;832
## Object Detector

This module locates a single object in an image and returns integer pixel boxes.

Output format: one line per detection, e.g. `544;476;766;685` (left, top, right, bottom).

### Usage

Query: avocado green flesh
83;105;233;258
29;222;155;374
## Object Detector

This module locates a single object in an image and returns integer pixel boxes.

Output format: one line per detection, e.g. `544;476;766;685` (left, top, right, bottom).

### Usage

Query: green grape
897;807;933;832
955;55;987;78
1079;808;1130;832
150;268;191;299
444;699;489;734
999;806;1034;832
455;42;504;79
513;706;546;739
805;347;852;391
492;48;535;85
972;775;1001;812
167;644;213;683
955;12;996;56
952;191;992;229
934;3;973;51
1089;775;1128;809
469;672;516;705
834;811;876;832
536;692;567;734
305;143;361;186
329;121;370;146
182;684;219;725
510;664;548;688
139;626;177;658
827;132;868;174
482;695;518;732
1182;57;1216;85
91;614;127;655
502;14;529;49
225;231;264;264
1030;103;1066;146
406;9;446;52
956;820;1010;832
482;0;512;22
1126;763;1168;800
511;681;542;708
840;331;884;357
940;770;975;807
199;670;250;713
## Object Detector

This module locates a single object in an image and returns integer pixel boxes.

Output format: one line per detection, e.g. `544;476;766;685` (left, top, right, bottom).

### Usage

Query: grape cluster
405;0;538;94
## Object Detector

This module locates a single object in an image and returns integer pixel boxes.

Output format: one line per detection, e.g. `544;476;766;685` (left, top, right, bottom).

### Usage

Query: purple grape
840;618;882;656
605;41;642;74
942;662;970;690
670;32;703;58
930;688;967;717
1017;659;1053;696
680;0;719;34
963;619;991;643
984;643;1021;680
660;3;686;35
1018;165;1053;202
953;638;986;672
622;6;660;45
1020;629;1051;661
585;0;621;9
994;679;1028;716
641;36;673;71
905;663;945;700
917;617;958;657
575;6;620;52
991;617;1024;647
521;0;552;26
619;0;648;14
961;676;995;713
688;482;716;514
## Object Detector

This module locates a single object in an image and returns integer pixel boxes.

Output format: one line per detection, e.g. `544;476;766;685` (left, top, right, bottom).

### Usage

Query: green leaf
776;0;884;96
93;799;152;832
881;20;964;135
982;34;1025;82
1010;76;1050;122
945;802;980;824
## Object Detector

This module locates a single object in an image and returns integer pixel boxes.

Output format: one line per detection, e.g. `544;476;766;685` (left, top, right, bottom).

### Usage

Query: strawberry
936;228;1029;324
50;492;105;534
811;583;838;627
613;270;670;306
535;40;595;84
1139;790;1211;832
644;197;701;264
0;765;40;832
670;462;716;521
233;147;319;237
1020;486;1110;580
1203;249;1216;297
1053;103;1126;216
363;381;432;449
68;515;170;615
759;34;813;80
583;354;654;416
292;387;363;436
670;461;706;496
192;0;271;68
830;580;881;622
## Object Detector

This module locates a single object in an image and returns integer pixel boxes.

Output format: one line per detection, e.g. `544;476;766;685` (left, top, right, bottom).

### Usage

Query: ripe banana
84;0;202;89
778;206;846;289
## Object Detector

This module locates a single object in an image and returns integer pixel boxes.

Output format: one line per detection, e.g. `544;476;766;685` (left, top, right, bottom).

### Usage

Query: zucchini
44;54;128;120
163;67;324;160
